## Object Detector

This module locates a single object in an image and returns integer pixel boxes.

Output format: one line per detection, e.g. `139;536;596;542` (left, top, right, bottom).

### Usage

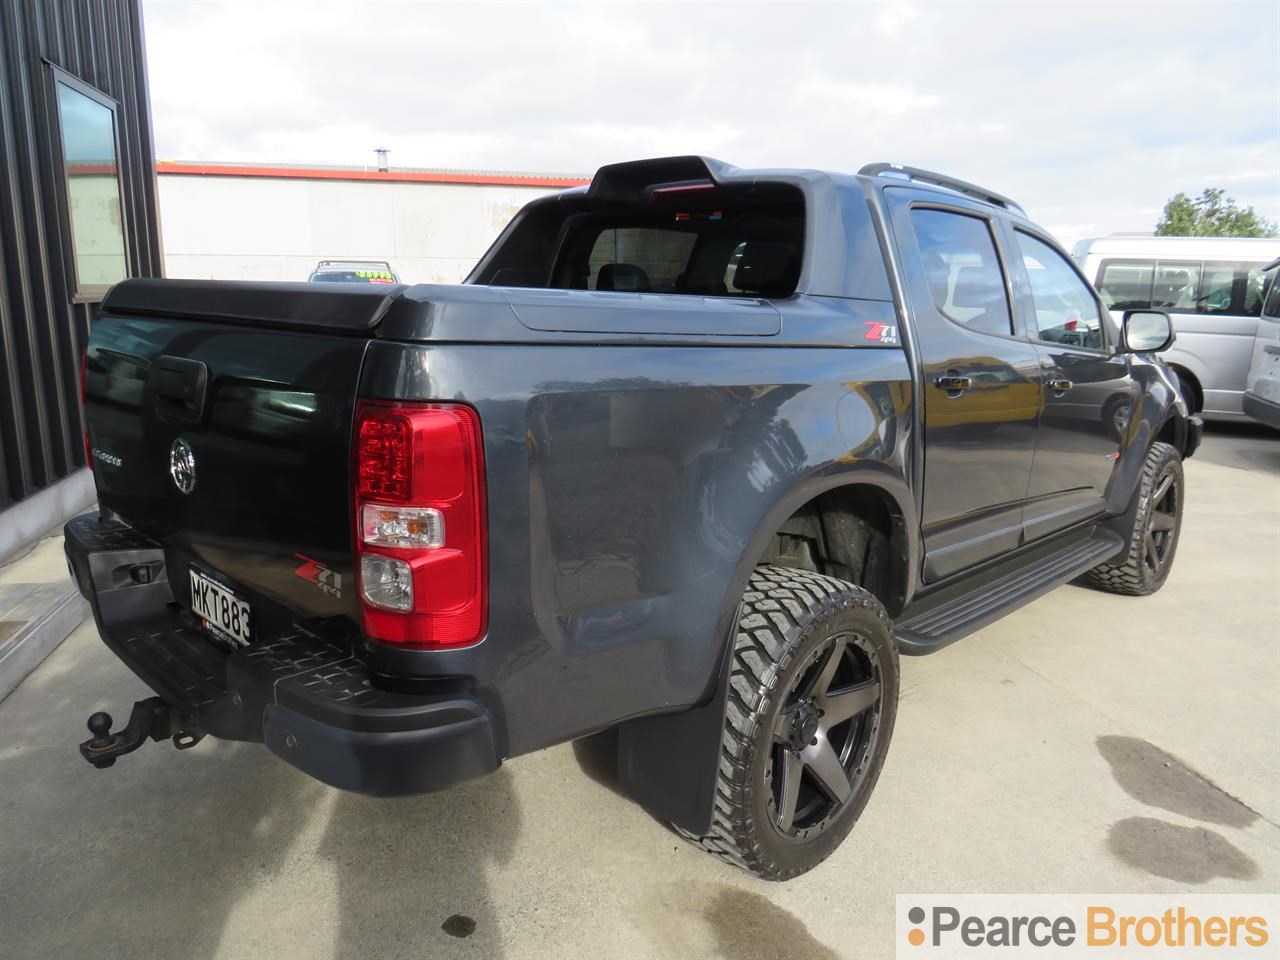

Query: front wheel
680;565;899;880
1087;441;1184;596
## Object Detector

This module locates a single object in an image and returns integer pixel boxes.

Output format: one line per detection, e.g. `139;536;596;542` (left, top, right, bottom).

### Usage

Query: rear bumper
1243;392;1280;431
64;512;500;795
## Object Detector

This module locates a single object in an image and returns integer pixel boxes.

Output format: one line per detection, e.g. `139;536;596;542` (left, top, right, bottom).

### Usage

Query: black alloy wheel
680;565;899;880
766;632;883;839
1087;441;1184;596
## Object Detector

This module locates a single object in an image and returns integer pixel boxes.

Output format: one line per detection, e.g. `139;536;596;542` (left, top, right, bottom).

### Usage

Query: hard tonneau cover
102;278;400;334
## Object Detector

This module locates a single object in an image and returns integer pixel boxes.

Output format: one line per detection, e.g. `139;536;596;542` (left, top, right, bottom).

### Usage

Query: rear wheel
1087;441;1183;596
679;565;899;880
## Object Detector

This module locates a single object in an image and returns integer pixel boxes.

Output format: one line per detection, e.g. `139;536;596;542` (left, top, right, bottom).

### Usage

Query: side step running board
895;527;1124;655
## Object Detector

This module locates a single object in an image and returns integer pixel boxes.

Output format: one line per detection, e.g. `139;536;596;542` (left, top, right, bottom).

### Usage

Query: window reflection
56;79;127;294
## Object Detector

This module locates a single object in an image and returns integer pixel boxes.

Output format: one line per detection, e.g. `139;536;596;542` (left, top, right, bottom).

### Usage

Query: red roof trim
156;162;589;188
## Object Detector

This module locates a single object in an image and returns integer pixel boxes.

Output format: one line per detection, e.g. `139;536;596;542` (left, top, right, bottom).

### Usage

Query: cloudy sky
142;0;1279;248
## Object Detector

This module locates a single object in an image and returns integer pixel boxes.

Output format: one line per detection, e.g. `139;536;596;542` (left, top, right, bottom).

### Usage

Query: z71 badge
293;554;342;599
863;321;900;345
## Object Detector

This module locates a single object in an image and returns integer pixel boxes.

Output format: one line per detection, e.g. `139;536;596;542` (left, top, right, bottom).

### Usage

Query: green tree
1155;188;1278;237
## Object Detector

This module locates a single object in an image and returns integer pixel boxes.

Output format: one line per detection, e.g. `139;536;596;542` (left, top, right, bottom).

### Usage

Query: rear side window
909;208;1012;336
1097;261;1154;311
1097;258;1270;317
1152;262;1200;310
1016;232;1104;349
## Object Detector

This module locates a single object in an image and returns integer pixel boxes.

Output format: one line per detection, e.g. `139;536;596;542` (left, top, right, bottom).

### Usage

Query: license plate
189;568;252;647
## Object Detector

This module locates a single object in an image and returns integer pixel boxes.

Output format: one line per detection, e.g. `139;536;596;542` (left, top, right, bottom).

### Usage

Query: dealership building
155;161;587;285
0;0;162;556
0;0;585;557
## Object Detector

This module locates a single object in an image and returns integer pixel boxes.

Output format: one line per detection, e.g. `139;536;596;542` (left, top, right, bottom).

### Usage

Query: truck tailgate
84;280;384;641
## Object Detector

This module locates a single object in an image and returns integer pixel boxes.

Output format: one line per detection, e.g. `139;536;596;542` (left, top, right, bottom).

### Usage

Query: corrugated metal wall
0;0;161;509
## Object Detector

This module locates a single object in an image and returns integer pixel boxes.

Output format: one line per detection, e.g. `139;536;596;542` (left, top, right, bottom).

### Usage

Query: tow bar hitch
79;697;205;769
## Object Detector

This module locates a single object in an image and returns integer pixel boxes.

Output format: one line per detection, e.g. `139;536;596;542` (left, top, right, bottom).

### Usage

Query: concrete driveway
2;425;1277;960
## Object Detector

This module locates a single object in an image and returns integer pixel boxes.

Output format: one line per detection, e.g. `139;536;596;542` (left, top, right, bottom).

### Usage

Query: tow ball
79;697;205;769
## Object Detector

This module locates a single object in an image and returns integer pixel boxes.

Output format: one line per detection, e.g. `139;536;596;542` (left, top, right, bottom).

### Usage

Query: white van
1072;236;1280;419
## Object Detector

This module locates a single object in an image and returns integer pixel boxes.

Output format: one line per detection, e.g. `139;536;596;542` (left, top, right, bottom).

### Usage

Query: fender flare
616;463;915;834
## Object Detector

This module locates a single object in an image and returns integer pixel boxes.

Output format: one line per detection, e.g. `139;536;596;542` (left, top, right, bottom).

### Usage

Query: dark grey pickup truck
68;156;1200;879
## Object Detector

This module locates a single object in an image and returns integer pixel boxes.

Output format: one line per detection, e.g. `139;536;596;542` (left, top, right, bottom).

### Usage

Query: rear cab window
475;181;806;299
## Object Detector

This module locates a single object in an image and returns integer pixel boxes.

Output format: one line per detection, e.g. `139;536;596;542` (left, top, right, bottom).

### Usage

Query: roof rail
858;162;1027;217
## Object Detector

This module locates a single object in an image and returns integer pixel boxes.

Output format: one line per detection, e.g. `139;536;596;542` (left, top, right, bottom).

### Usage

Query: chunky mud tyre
679;565;899;880
1087;441;1184;596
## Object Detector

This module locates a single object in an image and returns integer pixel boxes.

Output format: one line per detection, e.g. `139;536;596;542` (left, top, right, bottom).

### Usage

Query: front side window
54;75;127;296
1245;264;1272;316
1016;231;1104;349
1262;266;1280;320
909;208;1012;336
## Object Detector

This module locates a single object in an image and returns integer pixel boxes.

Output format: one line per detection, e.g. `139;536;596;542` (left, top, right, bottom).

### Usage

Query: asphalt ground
1;421;1276;959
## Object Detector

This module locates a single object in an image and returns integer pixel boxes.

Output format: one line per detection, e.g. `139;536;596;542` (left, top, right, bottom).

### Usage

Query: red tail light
353;400;487;648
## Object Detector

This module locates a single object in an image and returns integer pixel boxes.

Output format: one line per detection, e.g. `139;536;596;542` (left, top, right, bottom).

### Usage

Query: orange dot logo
908;906;926;947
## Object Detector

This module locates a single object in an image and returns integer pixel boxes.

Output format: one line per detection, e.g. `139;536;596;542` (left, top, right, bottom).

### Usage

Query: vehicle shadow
0;626;517;960
319;768;522;960
0;720;324;959
1197;420;1280;474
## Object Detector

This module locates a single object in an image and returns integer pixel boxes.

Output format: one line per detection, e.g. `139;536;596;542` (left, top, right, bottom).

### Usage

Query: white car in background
1072;236;1280;420
307;259;399;284
1243;258;1280;430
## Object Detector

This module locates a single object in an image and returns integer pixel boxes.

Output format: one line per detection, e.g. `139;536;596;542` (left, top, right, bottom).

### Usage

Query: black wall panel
0;0;161;508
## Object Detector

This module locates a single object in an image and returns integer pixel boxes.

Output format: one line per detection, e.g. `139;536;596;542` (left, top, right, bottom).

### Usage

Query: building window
53;72;127;297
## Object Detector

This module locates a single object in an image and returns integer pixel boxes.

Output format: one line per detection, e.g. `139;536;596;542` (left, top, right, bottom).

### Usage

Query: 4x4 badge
169;438;196;494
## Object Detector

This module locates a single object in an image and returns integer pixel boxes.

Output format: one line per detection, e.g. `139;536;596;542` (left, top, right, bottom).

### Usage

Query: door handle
1047;378;1073;394
934;375;971;394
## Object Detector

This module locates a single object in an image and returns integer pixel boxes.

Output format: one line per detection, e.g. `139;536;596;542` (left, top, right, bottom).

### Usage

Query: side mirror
1122;310;1174;353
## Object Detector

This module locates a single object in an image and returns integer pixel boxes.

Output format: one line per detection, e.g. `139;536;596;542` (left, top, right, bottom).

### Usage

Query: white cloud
876;1;918;36
141;0;1280;243
798;80;939;116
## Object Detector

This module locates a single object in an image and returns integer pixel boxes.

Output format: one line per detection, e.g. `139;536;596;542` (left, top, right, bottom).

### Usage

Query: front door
885;190;1041;582
1005;226;1131;541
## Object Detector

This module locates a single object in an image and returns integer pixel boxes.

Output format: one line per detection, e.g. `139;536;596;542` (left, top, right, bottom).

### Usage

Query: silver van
1073;236;1280;419
1243;258;1280;429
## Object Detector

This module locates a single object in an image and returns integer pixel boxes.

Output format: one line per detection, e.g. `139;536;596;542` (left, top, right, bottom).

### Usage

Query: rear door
884;189;1042;581
1005;227;1132;541
85;281;385;643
